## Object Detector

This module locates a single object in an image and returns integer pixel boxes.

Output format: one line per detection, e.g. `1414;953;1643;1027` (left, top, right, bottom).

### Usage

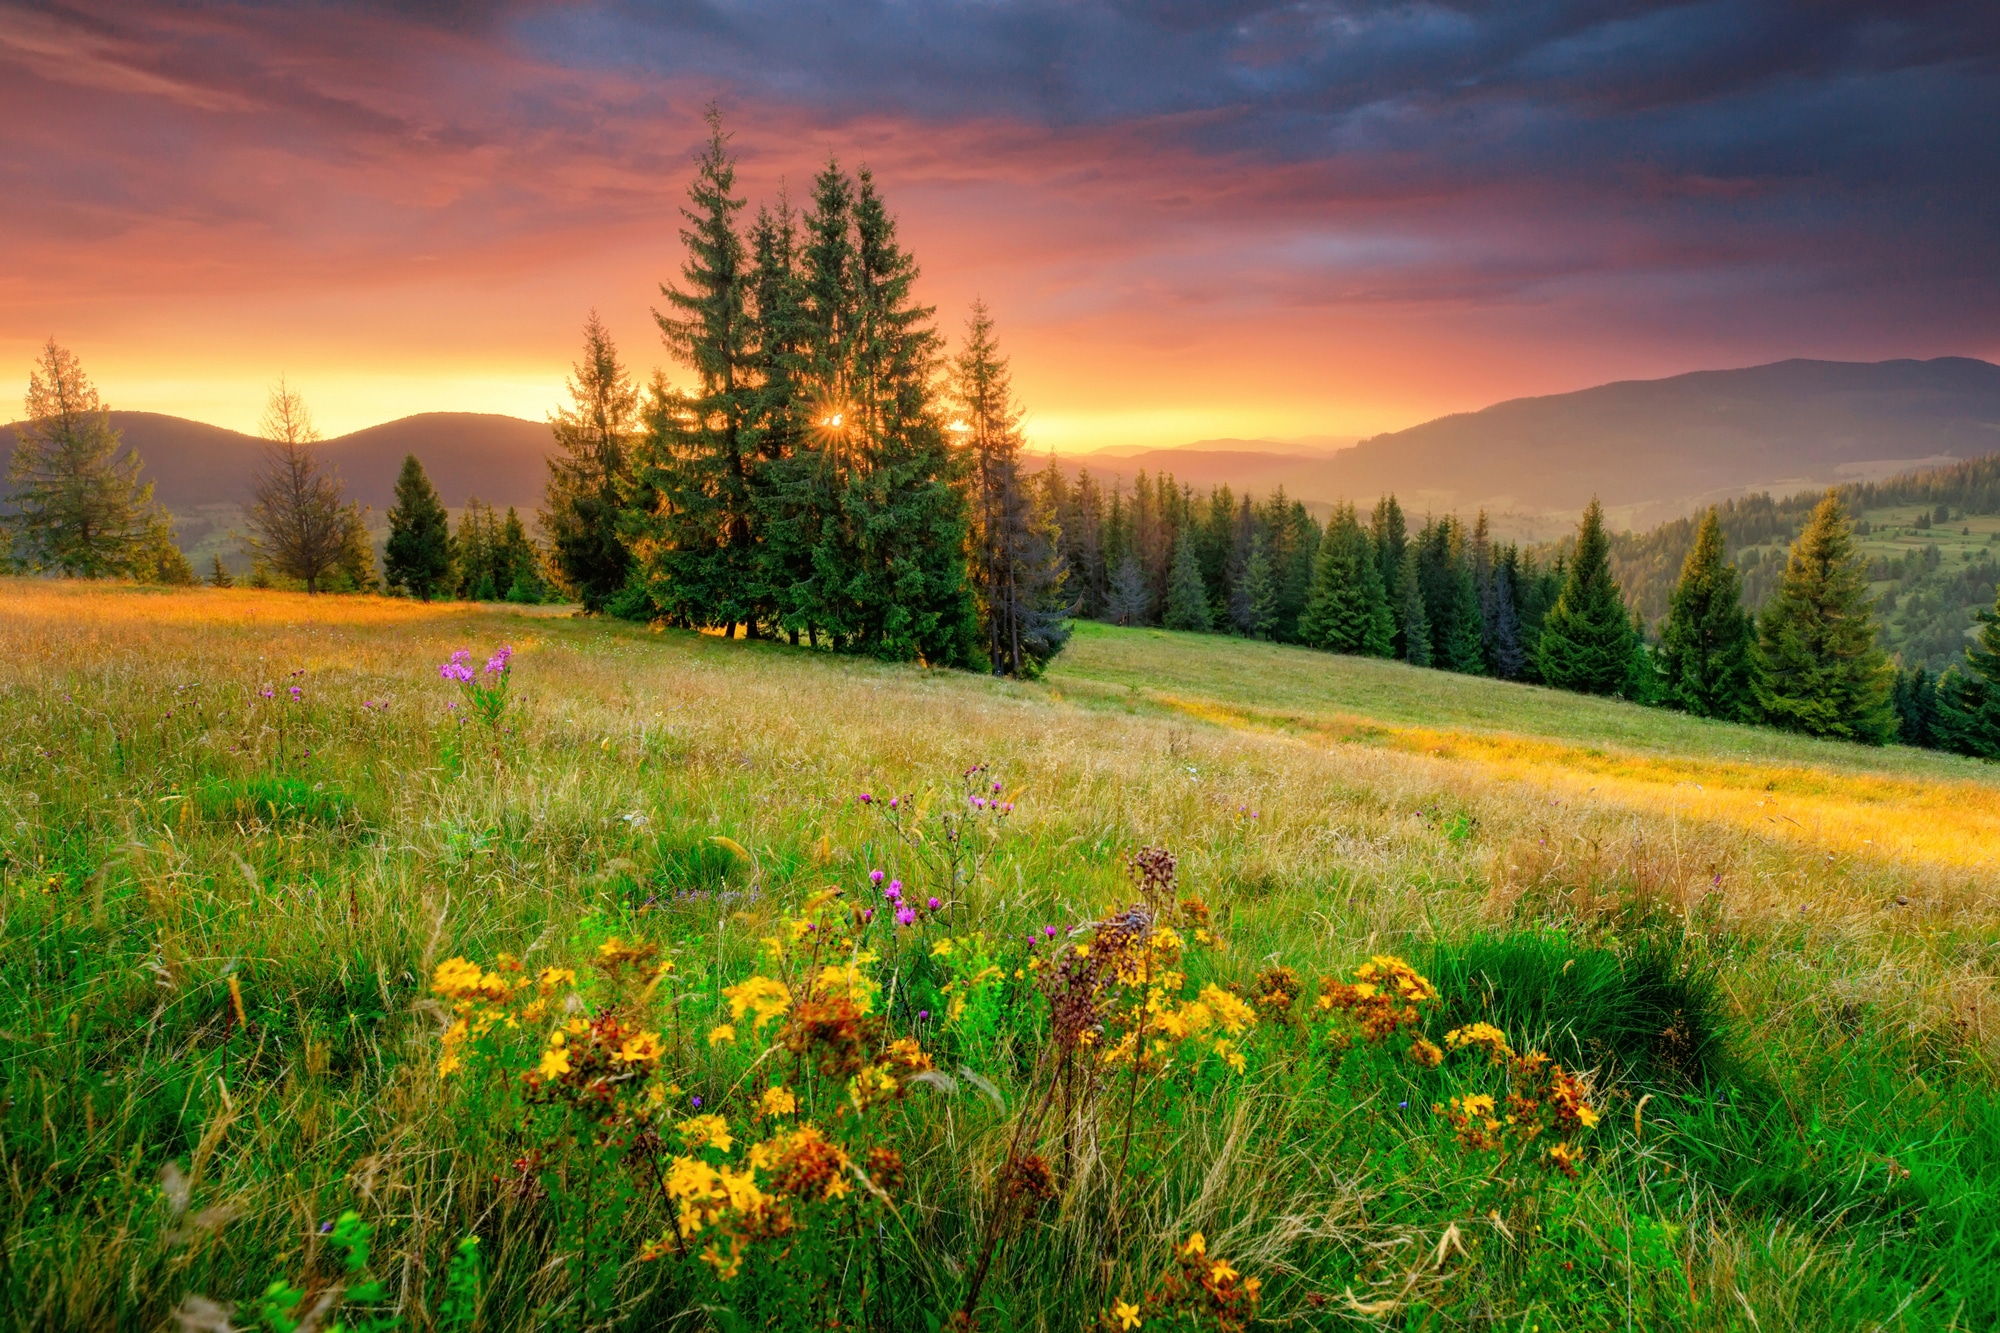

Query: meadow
1;583;1996;1331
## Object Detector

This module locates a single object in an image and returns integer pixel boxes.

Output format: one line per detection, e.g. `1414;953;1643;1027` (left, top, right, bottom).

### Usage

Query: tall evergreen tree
1163;529;1213;632
1658;508;1756;720
1754;492;1896;743
1538;499;1639;696
636;106;761;634
207;553;234;588
1299;503;1392;655
544;312;640;612
1397;546;1431;667
131;509;196;585
384;454;452;600
5;340;160;577
1486;557;1527;679
496;508;545;603
1105;551;1150;627
452;499;501;600
1892;663;1940;749
1245;534;1279;639
955;301;1069;673
1226;493;1257;635
1417;518;1484;673
1931;582;2000;758
333;505;376;593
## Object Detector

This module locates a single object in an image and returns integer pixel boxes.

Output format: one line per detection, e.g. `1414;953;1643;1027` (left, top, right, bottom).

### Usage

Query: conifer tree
636;107;761;634
1486;558;1527;679
132;509;197;585
497;508;545;604
1658;507;1756;720
1417;519;1484;673
1246;534;1279;639
385;455;452;600
1226;493;1257;635
544;313;639;612
1755;492;1896;743
1892;663;1939;749
334;506;376;593
1299;503;1392;654
955;301;1069;673
208;554;234;588
1105;552;1151;627
1538;499;1639;696
1931;583;2000;758
5;340;161;577
452;499;500;599
1398;546;1431;667
1371;494;1409;650
1163;529;1213;632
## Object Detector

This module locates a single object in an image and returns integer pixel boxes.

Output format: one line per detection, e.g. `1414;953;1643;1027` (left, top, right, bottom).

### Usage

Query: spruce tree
497;508;545;604
1892;663;1939;749
1371;495;1409;653
1538;499;1639;696
131;509;197;585
638;106;761;634
208;554;234;588
1299;503;1392;654
1105;552;1151;627
384;454;452;600
955;301;1069;673
1398;546;1431;667
1417;519;1484;673
1658;507;1756;720
1246;534;1279;639
1932;583;2000;758
1226;493;1257;634
1754;492;1896;743
334;505;376;593
1486;557;1527;679
6;340;160;577
544;312;639;613
1163;529;1213;632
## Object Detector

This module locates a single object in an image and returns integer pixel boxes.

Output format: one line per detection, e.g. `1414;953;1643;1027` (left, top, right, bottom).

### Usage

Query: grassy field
2;583;1996;1331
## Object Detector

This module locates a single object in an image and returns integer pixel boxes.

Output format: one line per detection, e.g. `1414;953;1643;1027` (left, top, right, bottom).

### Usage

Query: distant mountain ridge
0;411;551;514
1056;357;2000;536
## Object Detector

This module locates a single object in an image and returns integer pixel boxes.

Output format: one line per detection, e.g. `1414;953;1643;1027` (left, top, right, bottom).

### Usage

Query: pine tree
544;313;639;613
5;340;160;577
246;380;348;594
248;558;273;590
1486;557;1527;679
1246;534;1279;639
1398;546;1431;667
1931;583;2000;758
334;505;376;592
207;554;234;588
1754;492;1896;743
1892;663;1939;748
1105;551;1151;626
496;508;545;604
1371;495;1408;653
452;498;501;600
384;454;453;600
637;106;761;634
956;301;1069;673
1538;499;1639;696
1163;529;1213;632
1226;493;1257;635
131;509;197;585
1299;503;1392;654
1658;508;1757;720
1417;519;1484;673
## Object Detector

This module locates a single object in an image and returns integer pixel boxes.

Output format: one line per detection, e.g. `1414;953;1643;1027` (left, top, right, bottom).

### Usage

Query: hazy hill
1062;357;2000;537
0;411;551;514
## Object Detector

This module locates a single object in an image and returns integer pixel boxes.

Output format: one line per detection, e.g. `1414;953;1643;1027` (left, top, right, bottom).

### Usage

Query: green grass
0;581;1995;1331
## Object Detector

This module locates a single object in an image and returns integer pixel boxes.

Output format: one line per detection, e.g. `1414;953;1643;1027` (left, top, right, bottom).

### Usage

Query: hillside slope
1062;357;2000;534
0;411;551;513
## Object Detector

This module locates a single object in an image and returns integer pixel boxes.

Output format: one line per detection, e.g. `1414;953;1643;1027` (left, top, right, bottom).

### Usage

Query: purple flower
859;792;873;804
1044;925;1058;938
485;644;513;675
869;869;884;885
863;907;874;922
972;796;986;809
691;1095;702;1108
439;649;475;683
895;906;917;927
992;779;1002;792
927;896;941;910
888;797;898;809
888;879;902;895
918;1009;930;1021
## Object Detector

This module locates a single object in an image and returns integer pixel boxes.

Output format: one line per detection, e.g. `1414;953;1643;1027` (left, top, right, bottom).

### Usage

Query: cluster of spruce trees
380;457;548;604
534;111;1067;675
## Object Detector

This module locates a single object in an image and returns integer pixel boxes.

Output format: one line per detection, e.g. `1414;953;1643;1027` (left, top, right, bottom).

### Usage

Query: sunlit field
3;583;1996;1331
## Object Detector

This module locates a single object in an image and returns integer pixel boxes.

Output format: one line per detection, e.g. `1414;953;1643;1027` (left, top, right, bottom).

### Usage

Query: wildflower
1445;1022;1515;1062
708;1024;737;1046
537;1040;571;1080
1045;925;1058;938
1181;1232;1206;1258
760;1086;797;1117
869;869;884;884
927;896;941;910
724;975;792;1032
888;878;902;897
438;650;475;684
616;1031;665;1064
1547;1141;1582;1177
1212;1039;1247;1073
1408;1036;1444;1067
1113;1299;1143;1330
931;938;954;957
860;792;872;804
484;644;513;675
1210;1260;1239;1283
1200;985;1256;1036
895;907;917;927
680;1114;735;1154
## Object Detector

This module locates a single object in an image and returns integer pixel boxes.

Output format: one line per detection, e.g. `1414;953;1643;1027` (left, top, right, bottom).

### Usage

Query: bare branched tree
246;379;347;593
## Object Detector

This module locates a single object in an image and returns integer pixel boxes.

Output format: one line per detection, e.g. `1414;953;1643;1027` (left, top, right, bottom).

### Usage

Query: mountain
0;410;552;514
1056;358;2000;536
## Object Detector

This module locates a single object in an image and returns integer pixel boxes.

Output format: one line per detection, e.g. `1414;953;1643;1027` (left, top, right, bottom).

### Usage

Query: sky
3;1;1997;451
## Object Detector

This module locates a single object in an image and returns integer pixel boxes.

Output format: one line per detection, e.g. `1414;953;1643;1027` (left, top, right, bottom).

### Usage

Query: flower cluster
437;644;514;724
1108;1232;1263;1332
1434;1023;1602;1174
1317;954;1442;1064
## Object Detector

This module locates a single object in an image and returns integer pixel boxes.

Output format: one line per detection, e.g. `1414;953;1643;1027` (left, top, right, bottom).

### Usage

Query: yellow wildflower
680;1113;735;1153
1200;984;1256;1036
1181;1232;1206;1258
724;974;793;1032
1113;1299;1143;1330
617;1030;665;1064
708;1024;737;1046
760;1085;797;1116
1445;1022;1515;1061
537;1042;571;1080
931;937;955;957
1408;1036;1444;1068
1212;1039;1246;1073
1210;1260;1239;1283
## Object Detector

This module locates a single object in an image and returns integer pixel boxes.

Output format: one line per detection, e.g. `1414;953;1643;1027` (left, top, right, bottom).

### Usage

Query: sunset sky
4;1;1996;450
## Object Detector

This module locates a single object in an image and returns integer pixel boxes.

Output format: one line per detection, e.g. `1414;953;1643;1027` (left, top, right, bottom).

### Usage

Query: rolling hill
1062;357;2000;535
